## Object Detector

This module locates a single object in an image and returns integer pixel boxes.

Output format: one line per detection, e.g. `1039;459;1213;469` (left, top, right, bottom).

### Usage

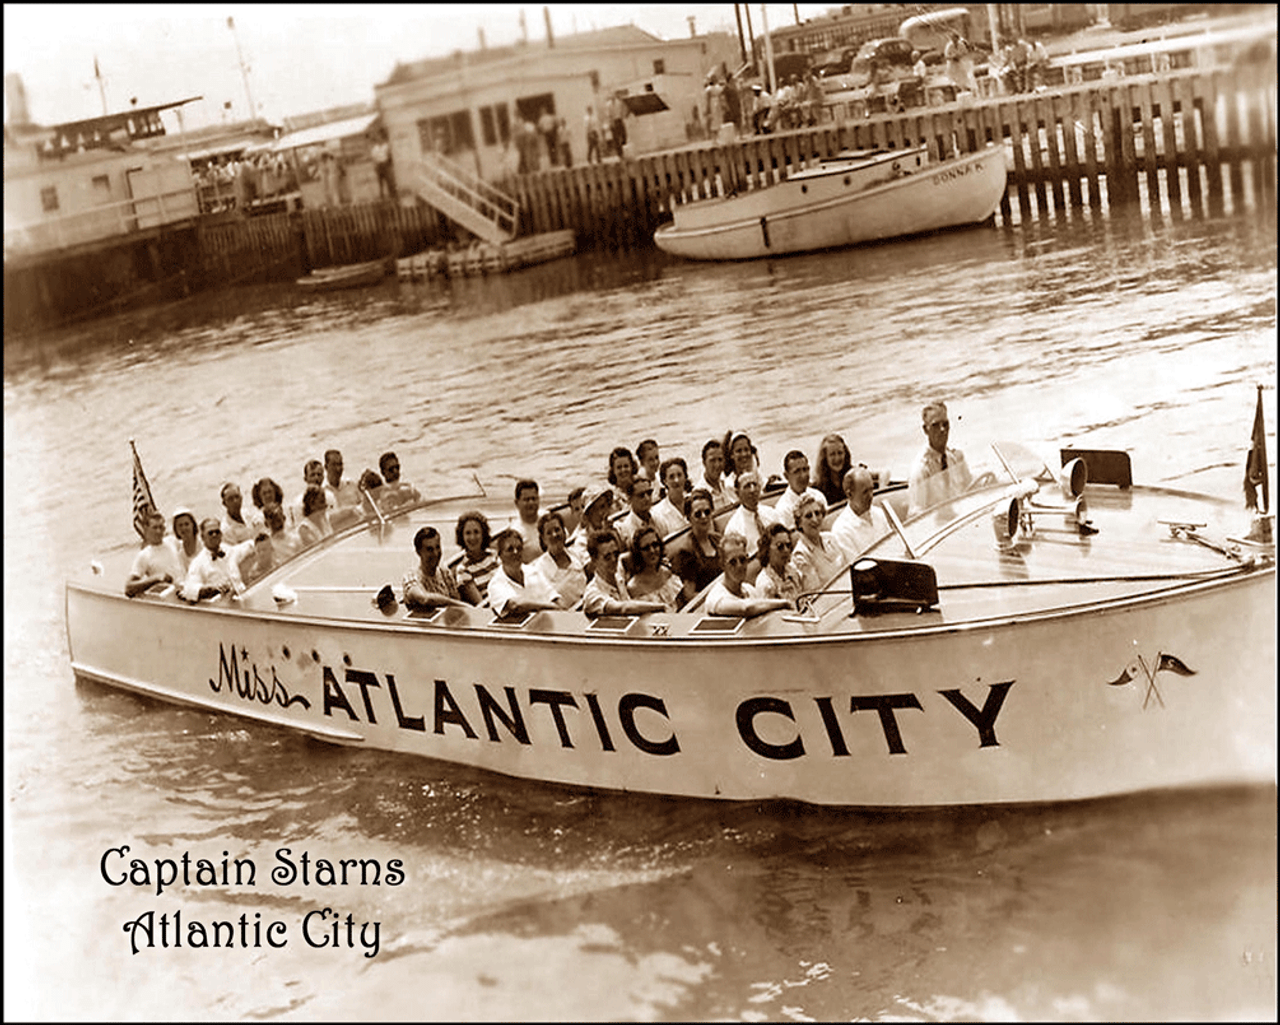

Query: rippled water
5;198;1275;1020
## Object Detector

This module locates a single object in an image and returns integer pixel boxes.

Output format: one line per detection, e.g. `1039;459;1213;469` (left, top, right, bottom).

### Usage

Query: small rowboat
653;144;1007;261
296;258;390;292
65;425;1275;807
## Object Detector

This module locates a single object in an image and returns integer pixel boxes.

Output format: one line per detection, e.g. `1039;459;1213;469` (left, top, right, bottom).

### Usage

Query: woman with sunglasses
625;525;683;612
671;488;722;606
791;493;844;592
752;522;802;608
706;533;790;618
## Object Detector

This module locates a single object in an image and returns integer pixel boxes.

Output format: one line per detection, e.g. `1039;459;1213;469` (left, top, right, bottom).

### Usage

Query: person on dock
582;528;665;618
651;458;690;538
371;133;396;199
403;526;467;610
529;511;587;609
584;105;602;165
907;400;972;516
219;482;262;545
487;528;560;616
832;465;892;560
706;533;790;618
725;468;780;552
773;450;825;531
509;479;544;563
180;518;257;602
125;511;183;598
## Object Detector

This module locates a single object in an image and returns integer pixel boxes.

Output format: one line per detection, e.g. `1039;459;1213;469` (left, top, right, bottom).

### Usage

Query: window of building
417;109;477;156
92;174;111;200
40;186;58;212
480;106;497;147
653;58;665;75
495;104;510;144
514;93;555;125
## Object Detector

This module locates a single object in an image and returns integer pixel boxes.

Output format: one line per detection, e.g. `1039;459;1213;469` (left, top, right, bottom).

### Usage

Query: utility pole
94;55;107;115
227;16;257;120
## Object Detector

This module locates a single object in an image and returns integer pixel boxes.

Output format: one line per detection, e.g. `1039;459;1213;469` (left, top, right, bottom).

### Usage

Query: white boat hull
653;146;1006;261
66;553;1274;807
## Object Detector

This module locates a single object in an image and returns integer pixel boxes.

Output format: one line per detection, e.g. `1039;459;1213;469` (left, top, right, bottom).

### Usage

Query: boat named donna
653;144;1007;261
66;438;1274;807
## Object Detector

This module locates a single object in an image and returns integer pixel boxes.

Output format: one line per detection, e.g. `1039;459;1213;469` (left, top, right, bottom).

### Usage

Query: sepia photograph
5;3;1276;1020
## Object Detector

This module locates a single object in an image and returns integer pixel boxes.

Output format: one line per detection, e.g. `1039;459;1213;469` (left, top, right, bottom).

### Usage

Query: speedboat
653;144;1006;261
65;436;1274;807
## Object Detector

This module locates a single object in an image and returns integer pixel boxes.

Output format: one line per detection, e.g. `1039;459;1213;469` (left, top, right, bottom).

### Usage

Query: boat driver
180;518;260;602
907;400;973;515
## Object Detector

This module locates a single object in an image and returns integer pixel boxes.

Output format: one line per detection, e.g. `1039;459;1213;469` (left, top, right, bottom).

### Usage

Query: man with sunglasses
706;533;790;618
179;518;260;602
908;400;972;515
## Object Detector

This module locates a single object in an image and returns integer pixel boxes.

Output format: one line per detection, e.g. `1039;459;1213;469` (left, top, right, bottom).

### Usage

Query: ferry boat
65;431;1274;807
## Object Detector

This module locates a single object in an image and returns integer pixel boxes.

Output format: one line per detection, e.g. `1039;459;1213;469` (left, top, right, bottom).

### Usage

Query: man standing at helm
908;400;972;515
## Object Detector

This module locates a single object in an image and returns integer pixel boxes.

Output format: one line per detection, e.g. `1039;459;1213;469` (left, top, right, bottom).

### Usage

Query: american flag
130;439;157;539
1244;384;1269;513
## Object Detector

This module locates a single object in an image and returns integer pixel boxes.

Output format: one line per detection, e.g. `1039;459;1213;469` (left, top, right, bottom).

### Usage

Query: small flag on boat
1107;665;1134;686
130;439;157;539
1155;653;1196;677
1244;385;1269;512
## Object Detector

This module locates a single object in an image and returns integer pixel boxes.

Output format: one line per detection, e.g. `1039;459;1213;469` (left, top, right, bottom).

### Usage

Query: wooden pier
5;64;1273;335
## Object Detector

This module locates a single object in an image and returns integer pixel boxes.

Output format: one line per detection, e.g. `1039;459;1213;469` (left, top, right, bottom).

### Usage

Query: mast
760;4;777;95
227;16;257;119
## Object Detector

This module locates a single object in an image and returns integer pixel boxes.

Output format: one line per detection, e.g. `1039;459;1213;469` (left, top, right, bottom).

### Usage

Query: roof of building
271;112;380;152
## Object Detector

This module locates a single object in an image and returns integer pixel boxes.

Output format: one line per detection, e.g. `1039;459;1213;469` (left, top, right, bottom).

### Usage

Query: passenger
650;457;690;537
635;439;661;484
561;486;587;537
378;451;422;509
529;511;588;609
724;468;780;551
453;511;498;606
125;511;184;597
723;429;759;487
582;528;665;617
403;526;467;609
169;506;201;577
813;433;854;507
296;485;333;547
606;446;639;513
907;400;972;515
357;469;385;519
180;518;257;602
291;459;325;527
752;522;802;607
706;533;790;618
624;525;684;612
670;488;722;605
486;527;561;615
262;502;302;563
323;448;361;512
219;482;262;545
692;438;733;510
568;486;615;560
791;493;843;592
773;450;825;530
508;479;544;563
832;465;892;559
615;476;656;550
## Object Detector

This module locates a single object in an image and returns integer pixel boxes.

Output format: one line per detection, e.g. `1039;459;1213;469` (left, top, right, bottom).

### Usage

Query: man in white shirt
907;400;972;515
773;450;826;530
181;519;258;602
724;469;780;551
615;477;656;549
508;479;544;563
125;511;183;597
323;448;361;512
706;533;789;618
650;458;690;538
832;466;893;560
486;528;560;616
693;438;732;510
220;481;262;545
581;528;664;617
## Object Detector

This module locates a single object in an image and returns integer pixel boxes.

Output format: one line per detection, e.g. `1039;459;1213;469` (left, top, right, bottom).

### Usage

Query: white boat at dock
65;432;1274;807
653;144;1007;261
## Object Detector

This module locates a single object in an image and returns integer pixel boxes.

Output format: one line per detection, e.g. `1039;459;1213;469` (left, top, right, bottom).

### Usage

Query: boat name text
932;161;980;186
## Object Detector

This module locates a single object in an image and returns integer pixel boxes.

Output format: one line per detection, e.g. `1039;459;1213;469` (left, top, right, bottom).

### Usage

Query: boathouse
373;24;739;186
